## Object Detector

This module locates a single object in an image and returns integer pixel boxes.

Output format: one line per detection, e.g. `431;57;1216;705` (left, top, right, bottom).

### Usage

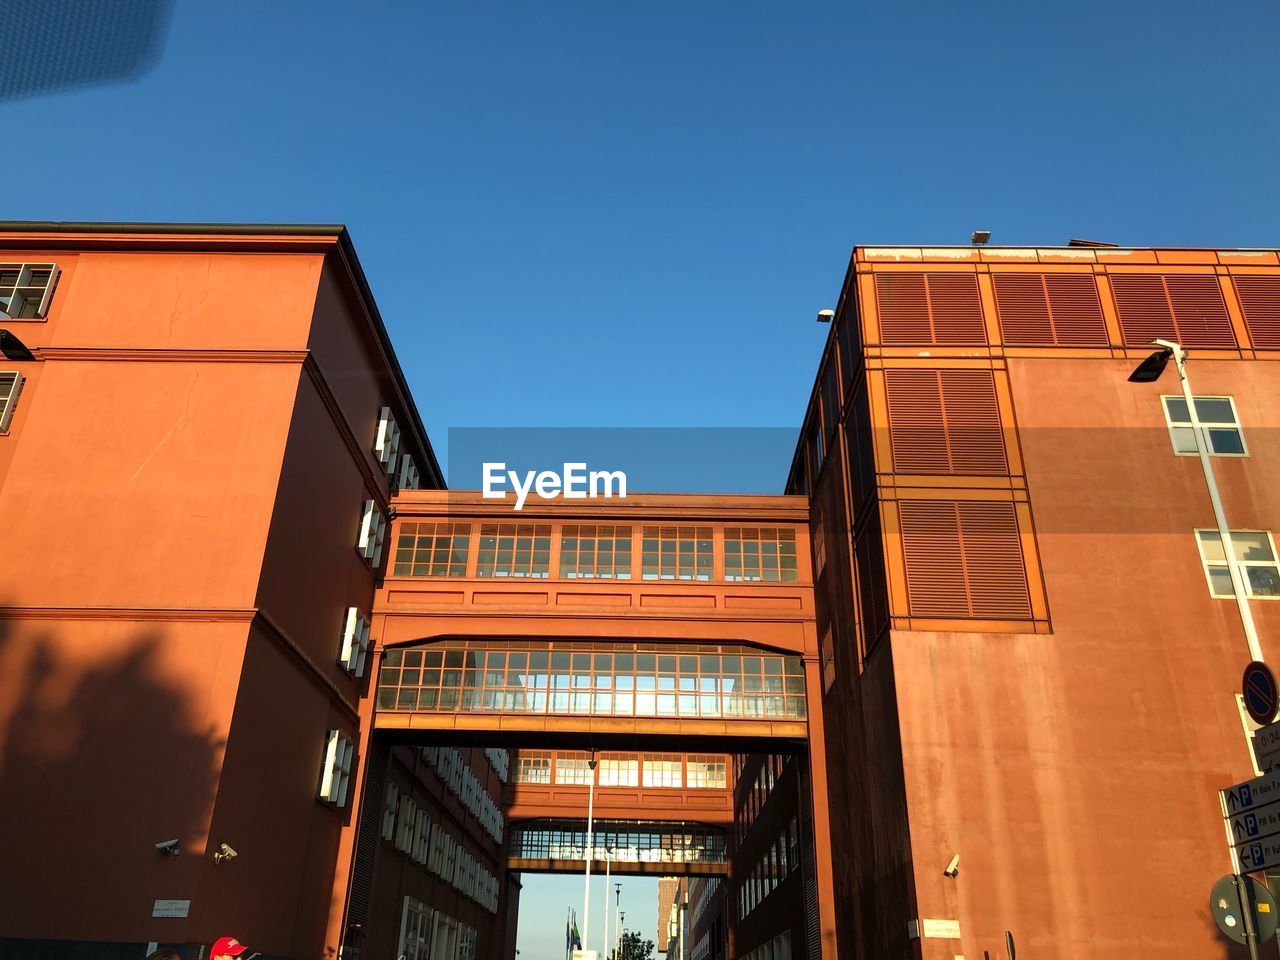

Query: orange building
790;243;1280;959
0;223;448;959
4;223;1280;960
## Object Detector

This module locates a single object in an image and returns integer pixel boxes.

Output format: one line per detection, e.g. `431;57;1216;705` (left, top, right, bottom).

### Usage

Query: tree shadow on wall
0;611;225;960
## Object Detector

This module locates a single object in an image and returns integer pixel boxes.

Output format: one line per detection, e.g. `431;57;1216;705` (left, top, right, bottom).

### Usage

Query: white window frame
598;756;639;787
412;808;433;864
339;607;371;677
399;896;434;960
383;782;400;840
0;371;24;433
0;263;60;320
319;729;354;806
1161;395;1247;457
395;795;417;853
641;756;683;788
399;454;422;491
375;405;402;471
1195;528;1280;600
357;499;388;566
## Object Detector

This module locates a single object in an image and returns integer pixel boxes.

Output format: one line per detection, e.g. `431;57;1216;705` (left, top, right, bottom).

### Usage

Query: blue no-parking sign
1243;661;1278;726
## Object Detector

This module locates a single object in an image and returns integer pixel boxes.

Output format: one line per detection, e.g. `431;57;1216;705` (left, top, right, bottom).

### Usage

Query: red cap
210;937;249;957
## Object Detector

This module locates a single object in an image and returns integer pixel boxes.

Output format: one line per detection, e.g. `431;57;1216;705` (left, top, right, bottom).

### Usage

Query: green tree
609;930;655;960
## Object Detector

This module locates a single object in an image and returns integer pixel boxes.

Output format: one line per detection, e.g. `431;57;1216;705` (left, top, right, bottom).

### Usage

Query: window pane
1163;396;1189;422
1195;398;1236;423
1232;533;1275;562
1209;428;1245;455
1249;566;1280;598
1170;425;1198;454
1198;531;1227;563
1209;566;1236;597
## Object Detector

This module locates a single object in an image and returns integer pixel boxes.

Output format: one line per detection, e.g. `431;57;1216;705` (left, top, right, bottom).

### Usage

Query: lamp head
1127;346;1173;383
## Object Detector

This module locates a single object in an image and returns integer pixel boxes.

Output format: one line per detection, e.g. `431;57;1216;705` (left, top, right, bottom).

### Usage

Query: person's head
145;952;181;960
210;937;258;960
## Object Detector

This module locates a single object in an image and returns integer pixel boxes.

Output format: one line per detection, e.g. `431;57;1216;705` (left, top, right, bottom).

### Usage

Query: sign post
1215;665;1280;958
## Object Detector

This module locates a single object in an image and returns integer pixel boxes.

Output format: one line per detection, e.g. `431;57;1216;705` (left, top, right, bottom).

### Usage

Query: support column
802;654;839;960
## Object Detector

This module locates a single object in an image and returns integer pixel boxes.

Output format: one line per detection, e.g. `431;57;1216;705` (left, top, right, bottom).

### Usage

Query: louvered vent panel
994;274;1108;346
927;274;987;343
1045;275;1109;345
992;274;1053;343
1112;274;1236;348
899;500;1031;619
1165;276;1235;347
876;273;986;345
885;369;1007;475
875;274;932;344
1233;276;1280;348
885;370;948;473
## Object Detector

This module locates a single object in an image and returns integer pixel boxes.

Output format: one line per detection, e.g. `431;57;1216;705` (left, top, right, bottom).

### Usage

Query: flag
571;910;583;951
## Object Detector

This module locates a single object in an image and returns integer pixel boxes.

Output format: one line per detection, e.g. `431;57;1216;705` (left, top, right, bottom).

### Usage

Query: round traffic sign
1212;874;1278;944
1244;662;1279;725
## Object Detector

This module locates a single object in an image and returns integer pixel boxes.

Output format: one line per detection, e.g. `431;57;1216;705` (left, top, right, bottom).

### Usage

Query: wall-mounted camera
155;839;180;858
213;842;238;865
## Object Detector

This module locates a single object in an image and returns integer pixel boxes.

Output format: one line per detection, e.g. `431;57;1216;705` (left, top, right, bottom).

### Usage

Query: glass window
686;755;727;788
0;371;24;432
724;528;799;582
477;523;551;578
1162;396;1246;456
641;526;713;581
560;524;632;579
821;356;840;441
642;755;683;788
555;752;593;785
514;751;552;783
1197;530;1280;599
598;754;639;786
393;522;471;577
0;263;58;320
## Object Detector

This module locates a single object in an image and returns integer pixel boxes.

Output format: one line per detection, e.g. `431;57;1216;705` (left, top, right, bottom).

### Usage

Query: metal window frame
340;607;371;677
1194;528;1280;600
0;263;60;320
1161;394;1247;457
0;371;24;433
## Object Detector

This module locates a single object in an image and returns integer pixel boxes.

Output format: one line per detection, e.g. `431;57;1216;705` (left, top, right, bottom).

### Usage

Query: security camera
213;842;239;865
943;853;960;878
155;839;180;858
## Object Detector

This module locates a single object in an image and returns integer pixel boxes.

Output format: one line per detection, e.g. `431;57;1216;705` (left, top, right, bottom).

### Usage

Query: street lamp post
619;914;625;960
613;883;622;960
1131;339;1265;959
602;846;611;959
1129;339;1263;662
582;752;597;953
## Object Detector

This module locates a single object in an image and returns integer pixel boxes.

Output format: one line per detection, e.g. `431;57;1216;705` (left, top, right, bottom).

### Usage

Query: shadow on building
0;611;224;960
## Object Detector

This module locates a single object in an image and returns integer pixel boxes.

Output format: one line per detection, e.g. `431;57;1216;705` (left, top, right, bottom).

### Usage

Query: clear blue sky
5;1;1279;954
